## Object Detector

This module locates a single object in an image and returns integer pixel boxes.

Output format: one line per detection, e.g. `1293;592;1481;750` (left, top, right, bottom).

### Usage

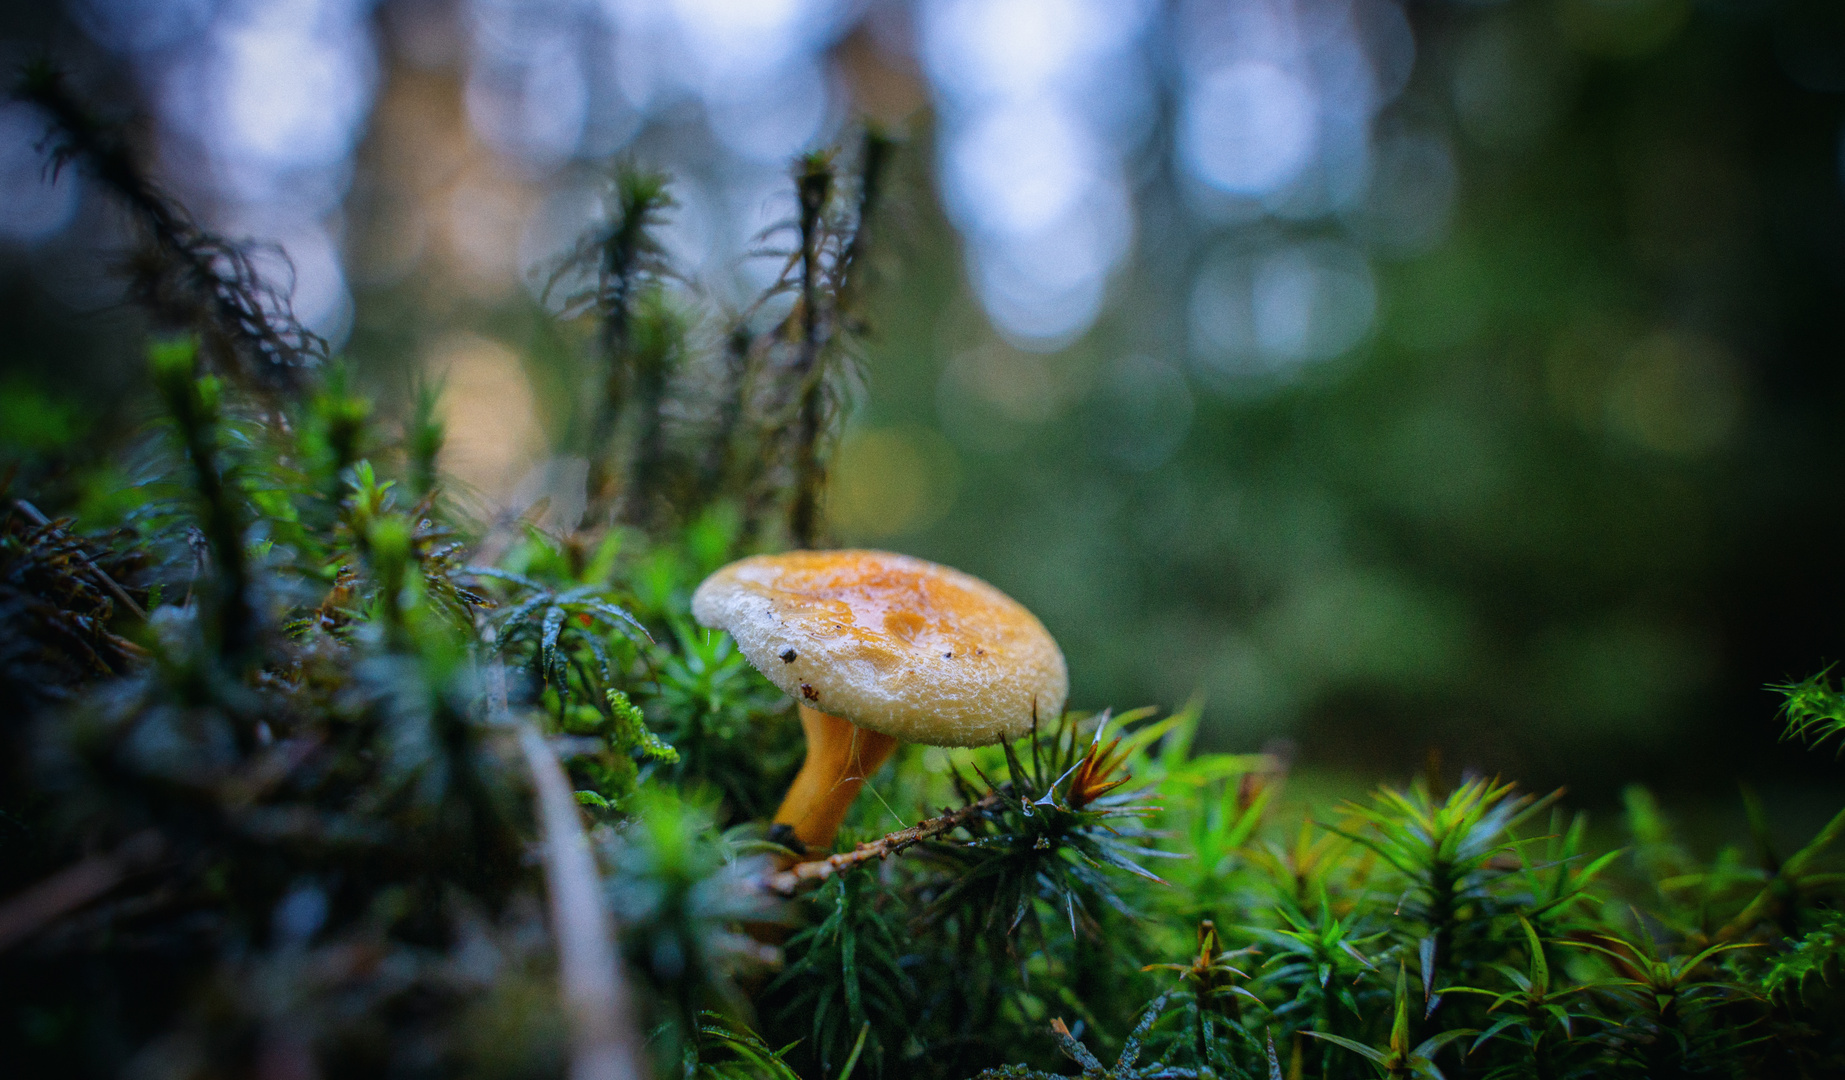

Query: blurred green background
4;0;1845;804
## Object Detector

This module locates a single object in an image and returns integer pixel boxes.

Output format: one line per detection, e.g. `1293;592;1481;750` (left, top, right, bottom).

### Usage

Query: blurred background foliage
4;0;1845;811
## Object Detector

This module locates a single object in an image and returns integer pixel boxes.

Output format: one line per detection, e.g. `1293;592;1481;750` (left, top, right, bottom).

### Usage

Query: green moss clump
0;86;1839;1080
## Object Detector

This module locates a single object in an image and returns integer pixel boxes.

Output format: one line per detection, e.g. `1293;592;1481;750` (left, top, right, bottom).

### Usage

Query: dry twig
13;499;147;621
490;654;646;1080
764;790;1005;896
0;831;164;953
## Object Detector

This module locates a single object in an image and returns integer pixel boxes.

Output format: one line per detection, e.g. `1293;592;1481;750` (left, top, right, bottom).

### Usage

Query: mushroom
691;550;1067;853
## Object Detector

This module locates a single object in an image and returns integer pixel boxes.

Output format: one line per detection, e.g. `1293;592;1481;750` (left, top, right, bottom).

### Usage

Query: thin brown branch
764;790;1005;896
488;649;646;1080
14;499;148;621
0;831;164;953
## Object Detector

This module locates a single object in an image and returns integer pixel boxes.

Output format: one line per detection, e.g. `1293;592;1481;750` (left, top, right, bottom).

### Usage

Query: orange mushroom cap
691;549;1068;747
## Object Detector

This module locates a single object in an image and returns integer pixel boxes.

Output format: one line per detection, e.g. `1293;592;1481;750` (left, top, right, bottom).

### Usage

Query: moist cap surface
690;550;1067;746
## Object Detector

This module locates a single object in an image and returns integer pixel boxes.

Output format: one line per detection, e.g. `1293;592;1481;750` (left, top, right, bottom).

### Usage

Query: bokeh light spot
465;32;589;167
236;221;353;342
0;105;80;245
945;100;1096;235
1604;331;1742;457
936;341;1095;453
1190;239;1377;383
425;334;546;505
828;426;961;539
1181;62;1318;197
445;166;537;299
705;58;831;164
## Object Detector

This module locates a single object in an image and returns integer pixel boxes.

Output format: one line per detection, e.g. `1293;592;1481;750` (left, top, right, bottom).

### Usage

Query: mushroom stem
775;705;899;853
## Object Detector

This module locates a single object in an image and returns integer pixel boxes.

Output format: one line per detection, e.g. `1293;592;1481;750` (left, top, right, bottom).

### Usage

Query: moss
0;82;1838;1080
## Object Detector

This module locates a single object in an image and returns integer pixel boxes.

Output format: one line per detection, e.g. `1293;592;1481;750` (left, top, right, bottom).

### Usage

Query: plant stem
18;65;321;391
698;327;752;507
624;320;672;529
158;362;255;664
582;174;666;527
1426;859;1455;1020
787;159;833;548
835;130;894;312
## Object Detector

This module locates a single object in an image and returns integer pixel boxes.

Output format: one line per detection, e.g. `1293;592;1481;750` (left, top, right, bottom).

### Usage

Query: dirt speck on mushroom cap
691;550;1068;747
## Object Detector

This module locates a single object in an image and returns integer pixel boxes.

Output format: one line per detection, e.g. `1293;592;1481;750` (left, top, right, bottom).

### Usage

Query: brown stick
764;790;1005;896
0;831;164;952
486;648;645;1080
14;498;148;621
